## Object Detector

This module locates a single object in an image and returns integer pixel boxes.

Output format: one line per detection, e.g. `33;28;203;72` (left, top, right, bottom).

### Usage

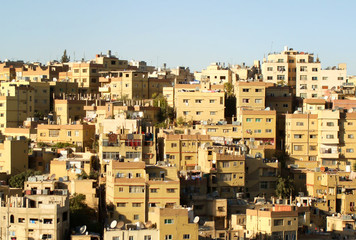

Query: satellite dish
79;225;87;234
117;221;125;229
193;216;200;224
110;220;117;229
133;158;139;162
50;174;56;180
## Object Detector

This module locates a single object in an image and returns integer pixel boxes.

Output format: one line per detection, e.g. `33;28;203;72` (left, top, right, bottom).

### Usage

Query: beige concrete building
106;161;180;223
37;122;95;150
54;99;95;125
175;85;225;123
195;62;232;84
0;194;70;240
0;136;28;175
246;205;298;240
235;81;266;111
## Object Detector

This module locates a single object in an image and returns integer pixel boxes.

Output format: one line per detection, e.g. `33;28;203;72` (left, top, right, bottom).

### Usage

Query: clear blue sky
2;0;356;74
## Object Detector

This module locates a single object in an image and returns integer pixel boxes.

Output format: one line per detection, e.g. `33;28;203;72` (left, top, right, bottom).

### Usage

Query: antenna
193;216;200;224
110;220;118;229
79;225;87;234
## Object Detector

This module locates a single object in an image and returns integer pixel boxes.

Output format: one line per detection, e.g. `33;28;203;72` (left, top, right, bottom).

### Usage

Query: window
220;173;232;181
255;99;263;104
246;118;252;122
242;88;250;92
312;94;318;98
266;118;272;123
150;188;158;193
326;135;334;139
255;88;263;92
196;111;202;115
254;129;262;133
300;75;307;80
277;66;285;71
294;134;302;139
277;75;285;80
338;77;344;80
288;220;292;225
183;234;190;239
242;98;250;103
129;237;133;240
164;219;174;224
132;203;142;207
210;111;216;115
165;235;173;240
322;76;328;80
134;215;139;220
117;203;126;207
277;59;284;63
260;181;268;189
119;187;123;192
183;111;189;116
310;135;317;139
283;104;289;107
75;131;79;137
267;76;273;80
144;236;152;240
294;145;303;151
209;99;215;103
129;186;144;193
312;68;318;72
310;146;316;151
348;122;353;126
223;162;230;168
266;129;272;133
346;149;354;153
274;219;283;226
311;77;318;81
67;131;71;137
326;122;334;126
296;122;304;126
167;189;176;193
195;99;202;103
300;66;307;71
267;67;273;71
309;156;317;161
171;143;177;148
348;134;354;139
255;118;262;122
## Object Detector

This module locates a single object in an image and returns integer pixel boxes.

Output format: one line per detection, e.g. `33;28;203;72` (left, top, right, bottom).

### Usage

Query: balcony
319;148;339;159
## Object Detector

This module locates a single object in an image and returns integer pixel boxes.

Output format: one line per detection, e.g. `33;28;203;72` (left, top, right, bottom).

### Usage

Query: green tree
275;175;295;199
61;49;70;63
70;194;100;232
153;93;174;126
9;169;42;188
224;82;234;97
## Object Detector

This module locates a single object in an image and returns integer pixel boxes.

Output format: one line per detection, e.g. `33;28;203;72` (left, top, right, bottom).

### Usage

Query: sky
1;0;356;74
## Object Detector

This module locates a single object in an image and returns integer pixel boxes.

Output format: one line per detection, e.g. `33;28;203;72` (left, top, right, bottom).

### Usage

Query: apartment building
327;215;356;235
15;62;68;82
246;206;298;240
37;123;95;150
99;129;156;167
0;136;28;175
106;161;180;223
162;134;212;171
0;194;70;240
104;207;198;240
262;47;347;98
0;86;34;131
197;146;245;198
175;85;225;123
235;82;266;111
54;99;95;124
1;81;51;115
49;81;79;99
50;151;96;180
94;50;129;71
69;62;102;93
195;62;232;84
99;70;149;100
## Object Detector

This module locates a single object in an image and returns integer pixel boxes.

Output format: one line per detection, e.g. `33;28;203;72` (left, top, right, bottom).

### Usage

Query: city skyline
1;0;356;73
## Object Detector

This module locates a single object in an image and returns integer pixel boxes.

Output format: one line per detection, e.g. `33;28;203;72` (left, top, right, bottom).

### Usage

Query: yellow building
94;50;128;71
99;129;156;167
327;215;355;235
235;81;266;111
99;70;149;100
0;195;69;240
0;86;34;132
246;206;298;240
162;134;212;171
0;81;50;115
49;81;79;99
0;136;28;175
49;151;96;180
37;123;95;150
54;99;95;125
69;62;102;93
106;161;180;223
175;84;225;123
196;62;232;84
285;109;350;169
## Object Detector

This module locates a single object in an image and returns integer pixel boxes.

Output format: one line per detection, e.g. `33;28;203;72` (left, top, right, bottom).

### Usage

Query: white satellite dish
110;220;117;229
193;216;200;224
133;158;140;162
79;225;87;234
